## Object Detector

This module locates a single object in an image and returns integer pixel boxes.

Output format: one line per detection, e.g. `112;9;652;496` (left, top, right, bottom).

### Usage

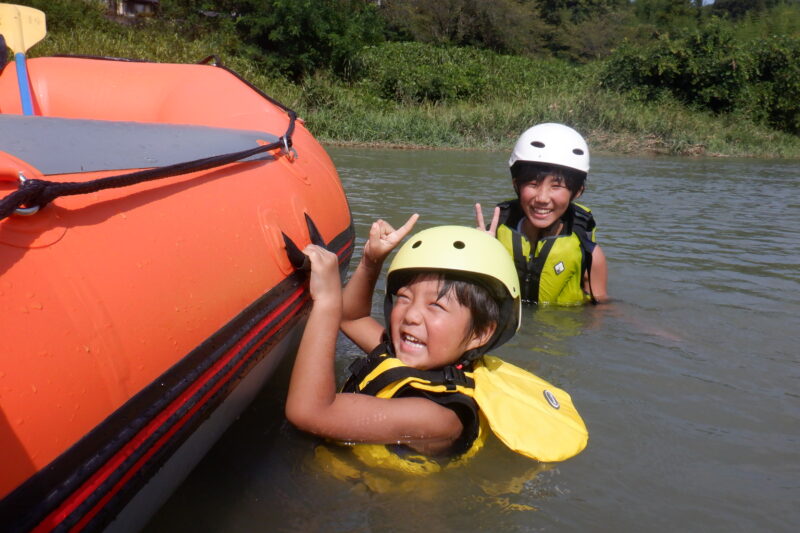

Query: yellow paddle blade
0;3;46;54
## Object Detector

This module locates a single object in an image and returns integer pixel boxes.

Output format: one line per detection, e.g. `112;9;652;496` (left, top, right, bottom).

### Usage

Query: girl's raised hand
474;203;500;237
303;244;342;306
363;213;419;265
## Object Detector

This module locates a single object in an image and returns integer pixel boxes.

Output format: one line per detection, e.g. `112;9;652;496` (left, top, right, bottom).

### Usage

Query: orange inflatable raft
0;56;354;532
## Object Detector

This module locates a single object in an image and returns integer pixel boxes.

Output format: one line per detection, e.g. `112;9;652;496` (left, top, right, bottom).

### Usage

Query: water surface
147;147;800;532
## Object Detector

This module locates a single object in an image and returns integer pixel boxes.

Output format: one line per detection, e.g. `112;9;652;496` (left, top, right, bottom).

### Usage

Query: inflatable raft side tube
0;227;354;533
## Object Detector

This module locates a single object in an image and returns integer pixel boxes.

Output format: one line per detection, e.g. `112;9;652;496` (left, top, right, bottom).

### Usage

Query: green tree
8;0;116;33
160;0;385;79
710;0;781;19
549;8;638;61
380;0;548;55
632;0;701;31
234;0;384;79
537;0;629;25
536;0;636;61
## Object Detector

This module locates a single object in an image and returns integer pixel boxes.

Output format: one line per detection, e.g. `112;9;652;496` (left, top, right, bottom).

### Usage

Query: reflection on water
146;148;800;532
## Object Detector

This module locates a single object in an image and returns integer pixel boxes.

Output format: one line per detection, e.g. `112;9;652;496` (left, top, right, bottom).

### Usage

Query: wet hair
389;271;501;344
510;162;586;198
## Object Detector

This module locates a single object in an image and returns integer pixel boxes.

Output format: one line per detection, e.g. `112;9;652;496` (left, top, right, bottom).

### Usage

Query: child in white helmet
475;123;608;305
286;215;587;475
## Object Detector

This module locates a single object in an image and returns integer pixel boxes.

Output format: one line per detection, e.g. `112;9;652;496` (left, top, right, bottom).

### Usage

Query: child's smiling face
517;174;575;232
390;274;486;370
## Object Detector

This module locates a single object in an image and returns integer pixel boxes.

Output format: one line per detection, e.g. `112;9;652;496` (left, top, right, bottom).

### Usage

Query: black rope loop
0;179;47;220
0;113;297;222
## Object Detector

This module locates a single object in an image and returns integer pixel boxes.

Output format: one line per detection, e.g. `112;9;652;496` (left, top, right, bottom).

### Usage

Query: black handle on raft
304;213;325;248
282;232;310;272
281;214;328;272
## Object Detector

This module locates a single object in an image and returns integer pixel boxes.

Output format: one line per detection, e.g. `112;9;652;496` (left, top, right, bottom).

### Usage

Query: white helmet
508;123;590;174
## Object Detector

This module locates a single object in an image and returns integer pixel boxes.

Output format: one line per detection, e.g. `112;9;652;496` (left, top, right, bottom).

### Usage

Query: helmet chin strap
383;293;394;346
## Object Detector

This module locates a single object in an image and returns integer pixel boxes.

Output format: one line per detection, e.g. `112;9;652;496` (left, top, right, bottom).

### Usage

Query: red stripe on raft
33;287;308;533
338;239;353;259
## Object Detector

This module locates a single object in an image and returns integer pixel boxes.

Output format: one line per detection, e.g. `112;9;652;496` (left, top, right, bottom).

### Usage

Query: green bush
751;35;800;134
354;42;491;103
353;42;586;104
601;20;800;133
9;0;117;33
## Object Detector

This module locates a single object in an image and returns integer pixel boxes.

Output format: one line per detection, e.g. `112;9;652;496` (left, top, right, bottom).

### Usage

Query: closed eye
395;291;411;303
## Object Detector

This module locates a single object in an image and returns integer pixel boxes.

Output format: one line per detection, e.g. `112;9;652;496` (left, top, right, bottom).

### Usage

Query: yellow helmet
386;226;521;357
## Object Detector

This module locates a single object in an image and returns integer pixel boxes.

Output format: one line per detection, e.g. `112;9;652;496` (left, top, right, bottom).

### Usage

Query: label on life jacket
472;355;588;462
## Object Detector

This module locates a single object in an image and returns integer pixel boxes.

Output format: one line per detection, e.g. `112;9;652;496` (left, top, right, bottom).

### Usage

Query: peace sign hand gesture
362;213;419;266
474;203;500;237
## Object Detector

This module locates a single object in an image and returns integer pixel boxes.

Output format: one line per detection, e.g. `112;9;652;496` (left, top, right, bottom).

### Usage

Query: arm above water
285;247;461;456
285;244;343;430
340;214;418;352
587;244;609;303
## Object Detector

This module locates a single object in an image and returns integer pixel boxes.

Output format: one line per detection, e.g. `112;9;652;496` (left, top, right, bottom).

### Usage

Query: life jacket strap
357;364;474;397
573;230;597;304
570;205;597;304
515;234;556;304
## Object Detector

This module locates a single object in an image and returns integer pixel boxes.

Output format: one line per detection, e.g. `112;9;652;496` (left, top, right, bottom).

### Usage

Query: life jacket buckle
442;365;465;390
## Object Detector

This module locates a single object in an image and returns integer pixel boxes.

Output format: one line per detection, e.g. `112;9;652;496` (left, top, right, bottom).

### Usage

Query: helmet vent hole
573;148;584;155
453;240;465;249
411;240;422;248
530;141;545;148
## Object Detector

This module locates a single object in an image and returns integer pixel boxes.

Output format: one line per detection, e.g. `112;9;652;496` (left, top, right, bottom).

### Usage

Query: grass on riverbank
31;22;800;159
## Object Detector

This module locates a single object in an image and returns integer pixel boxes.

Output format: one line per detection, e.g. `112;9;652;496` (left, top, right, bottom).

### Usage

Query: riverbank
31;22;800;159
305;94;800;158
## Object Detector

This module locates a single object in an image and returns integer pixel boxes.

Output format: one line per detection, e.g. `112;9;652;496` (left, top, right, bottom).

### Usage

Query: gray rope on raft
0;110;297;221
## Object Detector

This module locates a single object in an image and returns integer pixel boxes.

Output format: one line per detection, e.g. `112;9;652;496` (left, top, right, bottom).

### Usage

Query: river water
146;147;800;532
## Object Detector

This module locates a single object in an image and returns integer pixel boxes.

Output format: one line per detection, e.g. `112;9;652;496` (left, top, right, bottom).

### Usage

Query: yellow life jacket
337;345;488;475
330;344;588;474
495;200;597;306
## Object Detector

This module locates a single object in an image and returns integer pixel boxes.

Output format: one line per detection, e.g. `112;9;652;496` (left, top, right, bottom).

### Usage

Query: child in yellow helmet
286;215;587;471
475;123;609;305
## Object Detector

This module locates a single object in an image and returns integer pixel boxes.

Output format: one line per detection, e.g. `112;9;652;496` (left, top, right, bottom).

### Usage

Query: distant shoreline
320;136;745;159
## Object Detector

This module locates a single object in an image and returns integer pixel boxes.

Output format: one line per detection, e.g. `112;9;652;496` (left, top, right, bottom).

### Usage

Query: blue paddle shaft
15;52;34;115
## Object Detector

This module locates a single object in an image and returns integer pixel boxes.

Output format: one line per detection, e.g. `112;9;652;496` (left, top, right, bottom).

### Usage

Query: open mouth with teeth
399;332;426;350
